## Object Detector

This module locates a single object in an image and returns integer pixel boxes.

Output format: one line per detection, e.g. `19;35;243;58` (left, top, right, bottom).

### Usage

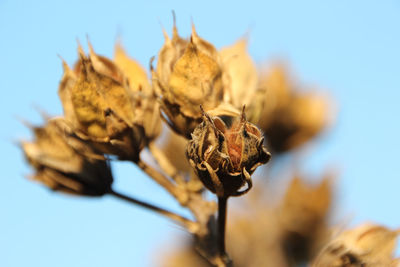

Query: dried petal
220;38;258;109
113;43;161;140
114;43;151;94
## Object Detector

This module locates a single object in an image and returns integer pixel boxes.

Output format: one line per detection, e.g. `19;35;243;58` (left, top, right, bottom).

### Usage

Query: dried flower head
153;22;238;138
59;43;159;161
186;107;271;197
21;118;113;196
256;64;331;152
312;223;400;267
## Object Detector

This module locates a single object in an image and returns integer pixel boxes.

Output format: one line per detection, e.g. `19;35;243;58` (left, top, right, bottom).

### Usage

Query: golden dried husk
21;118;113;196
59;44;159;161
154;24;238;138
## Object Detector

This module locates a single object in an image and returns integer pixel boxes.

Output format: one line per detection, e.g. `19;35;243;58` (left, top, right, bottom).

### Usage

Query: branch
109;189;198;232
137;159;189;205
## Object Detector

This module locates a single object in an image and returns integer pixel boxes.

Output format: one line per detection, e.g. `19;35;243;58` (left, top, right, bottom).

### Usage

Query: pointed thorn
76;39;85;58
15;115;35;129
87;38;95;57
149;56;155;71
172;10;176;26
241;105;247;122
161;26;170;42
191;19;198;40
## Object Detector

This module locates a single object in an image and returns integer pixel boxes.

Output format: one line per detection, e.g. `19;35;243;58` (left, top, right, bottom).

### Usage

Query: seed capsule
21;118;113;196
186;107;271;197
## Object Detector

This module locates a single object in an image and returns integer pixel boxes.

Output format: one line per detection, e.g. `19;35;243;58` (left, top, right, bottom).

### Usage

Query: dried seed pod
278;175;332;263
59;44;154;161
153;23;238;138
21;118;113;196
186;107;271;198
256;64;332;152
312;223;400;267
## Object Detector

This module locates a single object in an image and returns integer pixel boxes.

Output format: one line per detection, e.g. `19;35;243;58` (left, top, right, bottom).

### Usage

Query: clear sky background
1;1;400;266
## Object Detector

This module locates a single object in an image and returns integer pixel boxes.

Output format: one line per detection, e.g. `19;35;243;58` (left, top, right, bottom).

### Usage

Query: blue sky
1;1;400;266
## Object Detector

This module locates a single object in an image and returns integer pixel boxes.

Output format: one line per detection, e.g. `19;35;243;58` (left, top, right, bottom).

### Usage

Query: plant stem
137;159;188;204
148;142;184;183
217;196;228;258
109;189;198;232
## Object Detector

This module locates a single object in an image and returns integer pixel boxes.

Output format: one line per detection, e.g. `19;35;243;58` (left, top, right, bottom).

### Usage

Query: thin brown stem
148;142;185;183
217;196;228;258
137;159;188;205
109;189;198;232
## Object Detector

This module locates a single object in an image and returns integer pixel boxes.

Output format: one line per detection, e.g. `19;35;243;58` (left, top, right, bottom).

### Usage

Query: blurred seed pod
256;64;332;153
21;118;113;196
153;22;239;138
311;223;400;267
186;107;270;198
278;175;333;263
59;43;159;161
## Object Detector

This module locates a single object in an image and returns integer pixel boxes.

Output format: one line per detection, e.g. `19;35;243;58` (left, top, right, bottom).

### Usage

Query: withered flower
21;118;113;196
186;107;271;198
153;23;238;138
59;43;158;161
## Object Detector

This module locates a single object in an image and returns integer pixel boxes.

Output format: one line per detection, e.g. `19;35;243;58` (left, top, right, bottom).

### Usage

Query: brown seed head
256;64;332;152
153;22;238;138
21;118;113;196
58;43;159;161
186;106;271;197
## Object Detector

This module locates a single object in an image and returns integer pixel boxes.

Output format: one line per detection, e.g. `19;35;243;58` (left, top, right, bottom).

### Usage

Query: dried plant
20;15;399;267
